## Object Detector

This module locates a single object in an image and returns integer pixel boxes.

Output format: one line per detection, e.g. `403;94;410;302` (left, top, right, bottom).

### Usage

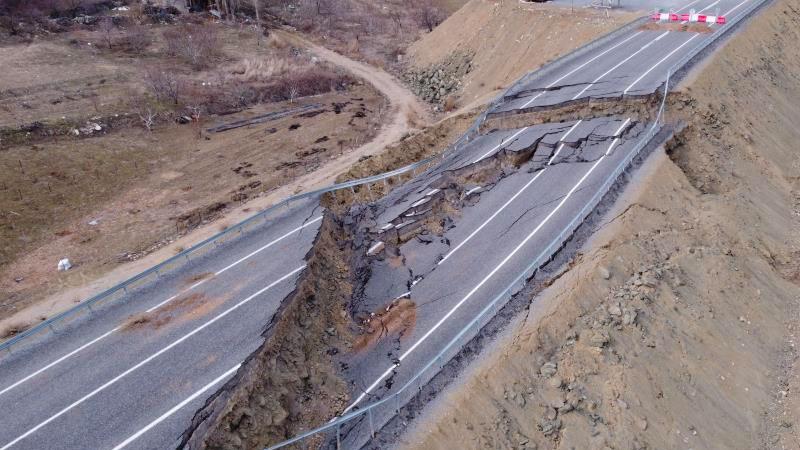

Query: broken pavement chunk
366;241;385;256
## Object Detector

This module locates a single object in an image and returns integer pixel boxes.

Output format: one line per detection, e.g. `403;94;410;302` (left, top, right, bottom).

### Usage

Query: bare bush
164;23;220;70
144;68;182;105
131;97;158;131
98;16;115;49
116;24;152;54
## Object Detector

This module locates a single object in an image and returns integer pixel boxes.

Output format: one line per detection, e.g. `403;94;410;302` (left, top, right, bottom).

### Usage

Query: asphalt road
0;0;763;449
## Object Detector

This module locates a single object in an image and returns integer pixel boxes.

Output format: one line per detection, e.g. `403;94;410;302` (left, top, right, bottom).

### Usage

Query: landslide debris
403;51;474;105
396;0;800;447
180;213;368;449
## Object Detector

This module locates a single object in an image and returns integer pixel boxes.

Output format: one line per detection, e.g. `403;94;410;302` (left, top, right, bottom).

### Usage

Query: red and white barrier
651;11;726;24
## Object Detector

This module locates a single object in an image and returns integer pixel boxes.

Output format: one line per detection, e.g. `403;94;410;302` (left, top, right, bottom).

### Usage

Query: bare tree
99;16;115;50
287;83;299;103
186;105;203;138
252;0;262;45
164;23;219;70
144;68;181;105
414;0;444;32
0;0;27;34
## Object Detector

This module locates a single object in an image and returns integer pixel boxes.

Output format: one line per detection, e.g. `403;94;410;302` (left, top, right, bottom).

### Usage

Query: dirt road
0;30;431;337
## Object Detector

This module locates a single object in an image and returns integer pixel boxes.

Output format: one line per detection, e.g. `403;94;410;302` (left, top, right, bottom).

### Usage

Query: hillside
398;0;800;448
406;0;638;110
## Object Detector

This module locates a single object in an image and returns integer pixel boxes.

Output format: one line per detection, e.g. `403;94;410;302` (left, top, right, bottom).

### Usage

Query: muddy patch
120;292;223;332
354;298;417;353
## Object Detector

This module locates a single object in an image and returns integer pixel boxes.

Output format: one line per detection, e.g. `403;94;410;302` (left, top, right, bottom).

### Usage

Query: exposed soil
396;1;800;448
406;0;638;112
180;212;366;449
0;15;434;336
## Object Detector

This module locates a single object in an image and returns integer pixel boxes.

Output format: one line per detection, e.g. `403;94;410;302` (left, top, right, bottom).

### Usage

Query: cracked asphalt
0;0;762;448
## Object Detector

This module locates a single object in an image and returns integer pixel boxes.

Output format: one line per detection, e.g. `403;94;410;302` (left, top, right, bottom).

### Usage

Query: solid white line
345;119;632;412
723;0;750;16
110;364;241;450
546;120;583;165
472;127;529;164
520;31;644;109
215;216;322;276
572;31;670;100
623;34;700;94
699;0;721;12
438;170;546;265
0;328;120;398
0;266;305;450
0;215;321;399
441;119;583;265
603;119;632;156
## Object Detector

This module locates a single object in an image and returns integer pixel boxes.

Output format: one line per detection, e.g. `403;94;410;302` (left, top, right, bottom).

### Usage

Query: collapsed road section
180;1;769;448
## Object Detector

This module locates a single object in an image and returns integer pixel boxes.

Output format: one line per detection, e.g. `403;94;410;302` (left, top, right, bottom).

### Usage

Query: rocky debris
403;51;473;104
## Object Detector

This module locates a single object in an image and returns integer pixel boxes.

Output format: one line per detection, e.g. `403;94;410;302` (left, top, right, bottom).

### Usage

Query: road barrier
652;12;727;24
0;6;654;357
264;0;772;447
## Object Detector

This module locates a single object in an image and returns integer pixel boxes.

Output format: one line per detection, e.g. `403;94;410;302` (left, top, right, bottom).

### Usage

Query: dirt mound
406;0;637;111
398;0;800;448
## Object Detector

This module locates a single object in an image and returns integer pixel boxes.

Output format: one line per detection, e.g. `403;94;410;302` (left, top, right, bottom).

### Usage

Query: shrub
144;67;182;105
163;23;219;70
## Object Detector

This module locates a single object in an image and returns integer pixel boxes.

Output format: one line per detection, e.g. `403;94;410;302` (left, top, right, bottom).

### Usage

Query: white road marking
0;216;321;398
215;216;322;276
572;31;670;100
605;119;632;155
0;328;119;398
441;120;583;265
345;119;632;413
472;127;529;164
546;120;583;165
676;0;703;12
519;31;644;109
0;266;305;450
724;0;750;16
623;34;700;94
110;364;241;450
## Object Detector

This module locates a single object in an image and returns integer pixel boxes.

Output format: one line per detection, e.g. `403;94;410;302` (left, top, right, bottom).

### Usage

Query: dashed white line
0;266;305;450
519;31;644;109
723;0;751;16
441;120;583;265
546;120;583;165
215;216;322;276
345;120;632;413
0;216;321;398
472;127;529;164
0;327;119;398
623;34;700;95
572;31;670;100
110;364;241;450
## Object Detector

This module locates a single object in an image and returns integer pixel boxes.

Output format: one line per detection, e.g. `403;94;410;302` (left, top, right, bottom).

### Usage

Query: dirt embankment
180;211;367;449
406;0;638;111
398;1;800;449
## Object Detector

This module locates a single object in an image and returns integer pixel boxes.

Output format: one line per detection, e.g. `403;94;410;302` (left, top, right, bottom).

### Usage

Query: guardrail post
368;408;375;438
395;393;400;414
366;183;373;201
336;424;341;450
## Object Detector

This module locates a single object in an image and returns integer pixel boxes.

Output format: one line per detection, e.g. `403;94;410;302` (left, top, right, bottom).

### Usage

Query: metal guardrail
264;0;772;447
0;149;449;355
